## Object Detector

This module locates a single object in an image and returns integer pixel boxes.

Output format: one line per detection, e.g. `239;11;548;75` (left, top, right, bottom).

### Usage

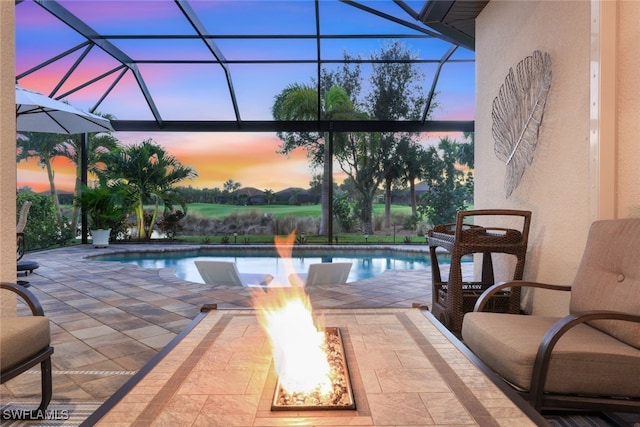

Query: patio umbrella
15;84;114;134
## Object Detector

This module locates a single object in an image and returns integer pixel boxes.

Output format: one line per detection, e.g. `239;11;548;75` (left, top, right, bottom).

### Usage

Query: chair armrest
529;310;640;410
0;282;45;316
17;232;25;261
474;280;572;312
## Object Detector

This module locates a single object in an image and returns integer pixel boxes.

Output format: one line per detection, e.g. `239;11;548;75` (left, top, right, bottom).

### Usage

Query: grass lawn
186;203;413;219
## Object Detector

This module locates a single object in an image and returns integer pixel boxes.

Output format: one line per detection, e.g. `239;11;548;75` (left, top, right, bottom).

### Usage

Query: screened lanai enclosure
15;0;486;241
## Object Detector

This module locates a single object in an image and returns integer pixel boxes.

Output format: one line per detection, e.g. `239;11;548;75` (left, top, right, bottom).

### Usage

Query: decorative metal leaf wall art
492;50;552;198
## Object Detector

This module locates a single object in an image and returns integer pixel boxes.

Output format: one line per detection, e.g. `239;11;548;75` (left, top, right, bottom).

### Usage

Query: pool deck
1;243;471;419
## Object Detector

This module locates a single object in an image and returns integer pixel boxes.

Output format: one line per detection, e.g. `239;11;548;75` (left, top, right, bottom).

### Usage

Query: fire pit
252;285;356;412
272;327;355;411
88;307;547;426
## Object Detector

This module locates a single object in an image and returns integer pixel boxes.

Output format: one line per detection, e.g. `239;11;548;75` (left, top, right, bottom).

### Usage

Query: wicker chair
428;209;532;334
462;218;640;413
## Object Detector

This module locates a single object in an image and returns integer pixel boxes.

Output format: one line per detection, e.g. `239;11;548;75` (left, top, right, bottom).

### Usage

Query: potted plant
76;185;125;248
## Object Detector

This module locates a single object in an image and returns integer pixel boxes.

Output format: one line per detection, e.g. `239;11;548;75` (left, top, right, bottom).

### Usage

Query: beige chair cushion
462;312;640;398
569;218;640;349
1;316;50;371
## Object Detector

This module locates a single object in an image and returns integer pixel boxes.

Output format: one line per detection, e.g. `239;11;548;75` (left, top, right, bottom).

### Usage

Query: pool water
96;248;456;285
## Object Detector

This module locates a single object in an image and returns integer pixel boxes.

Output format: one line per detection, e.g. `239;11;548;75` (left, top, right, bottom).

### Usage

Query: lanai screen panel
15;0;476;128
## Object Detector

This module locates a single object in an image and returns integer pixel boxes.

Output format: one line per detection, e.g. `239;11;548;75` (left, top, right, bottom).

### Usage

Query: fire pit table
85;306;546;426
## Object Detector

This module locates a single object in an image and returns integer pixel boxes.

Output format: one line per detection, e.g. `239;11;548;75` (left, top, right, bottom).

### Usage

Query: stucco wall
1;2;17;315
618;1;640;218
475;1;591;315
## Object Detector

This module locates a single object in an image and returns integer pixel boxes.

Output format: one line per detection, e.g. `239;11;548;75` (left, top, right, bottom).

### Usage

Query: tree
397;138;433;217
273;84;357;236
17;112;120;233
16;132;72;226
307;174;322;204
417;137;470;226
274;41;434;234
332;41;429;233
223;179;241;204
96;139;197;240
70;130;120;234
334;131;386;234
457;132;475;168
381;145;405;229
338;177;358;203
264;189;275;205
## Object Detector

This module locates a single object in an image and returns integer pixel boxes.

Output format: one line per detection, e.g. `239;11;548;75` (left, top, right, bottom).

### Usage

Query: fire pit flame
262;296;332;395
252;231;355;411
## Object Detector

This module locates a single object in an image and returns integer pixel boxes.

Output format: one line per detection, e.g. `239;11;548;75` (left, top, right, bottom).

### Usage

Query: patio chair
16;201;39;281
0;282;53;412
16;201;31;262
461;218;640;414
194;260;273;287
289;262;352;287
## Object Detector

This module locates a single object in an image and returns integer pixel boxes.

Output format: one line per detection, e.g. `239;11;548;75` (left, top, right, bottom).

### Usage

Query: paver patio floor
3;243;468;412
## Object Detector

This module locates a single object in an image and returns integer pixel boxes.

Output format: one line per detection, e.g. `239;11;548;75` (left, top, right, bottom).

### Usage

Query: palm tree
264;189;275;205
397;139;432;217
96;139;197;240
17;111;120;234
381;141;407;229
273;83;356;236
16;132;72;226
223;179;241;204
68;131;120;234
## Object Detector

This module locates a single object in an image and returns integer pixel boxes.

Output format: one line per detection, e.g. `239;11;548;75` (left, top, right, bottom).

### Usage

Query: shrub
402;213;421;231
17;191;64;250
333;194;357;232
158;210;186;240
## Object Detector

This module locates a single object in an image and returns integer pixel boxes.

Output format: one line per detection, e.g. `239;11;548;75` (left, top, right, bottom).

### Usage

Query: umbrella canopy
16;85;114;135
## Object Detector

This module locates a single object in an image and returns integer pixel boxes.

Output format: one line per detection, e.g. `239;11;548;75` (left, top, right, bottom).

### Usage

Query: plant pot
91;229;111;248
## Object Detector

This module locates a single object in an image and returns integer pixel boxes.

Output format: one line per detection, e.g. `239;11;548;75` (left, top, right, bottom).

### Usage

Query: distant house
275;187;318;205
233;187;265;205
389;181;431;204
415;181;431;197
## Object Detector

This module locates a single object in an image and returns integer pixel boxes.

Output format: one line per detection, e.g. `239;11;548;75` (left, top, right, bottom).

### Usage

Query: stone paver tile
83;332;133;348
97;339;154;360
59;314;103;332
111;350;158;371
54;348;109;370
124;325;172;340
70;324;119;340
139;332;176;349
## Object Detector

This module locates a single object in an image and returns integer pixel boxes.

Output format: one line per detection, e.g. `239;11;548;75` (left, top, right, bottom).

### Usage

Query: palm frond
492;50;552;198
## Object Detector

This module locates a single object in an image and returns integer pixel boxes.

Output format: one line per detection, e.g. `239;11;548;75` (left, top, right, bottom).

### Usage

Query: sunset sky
17;131;317;193
16;130;463;193
15;1;474;194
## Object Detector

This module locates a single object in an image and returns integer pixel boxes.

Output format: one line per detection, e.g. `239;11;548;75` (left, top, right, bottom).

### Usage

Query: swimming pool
95;247;453;285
